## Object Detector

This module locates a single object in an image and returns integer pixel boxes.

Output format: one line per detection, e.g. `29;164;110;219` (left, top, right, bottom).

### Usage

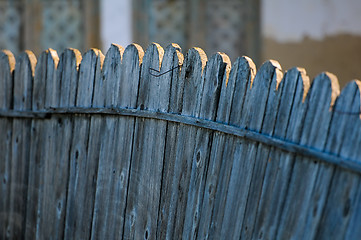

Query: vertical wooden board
276;72;340;239
215;57;256;240
238;60;284;240
90;43;127;240
0;50;15;239
196;56;251;239
38;48;81;239
250;68;310;240
64;49;102;239
123;42;171;240
181;52;227;240
153;44;185;240
217;60;280;239
8;51;36;239
311;81;361;239
150;47;206;239
24;49;58;239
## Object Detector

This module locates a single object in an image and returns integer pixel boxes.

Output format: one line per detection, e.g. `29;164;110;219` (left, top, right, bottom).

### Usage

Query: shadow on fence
0;43;361;239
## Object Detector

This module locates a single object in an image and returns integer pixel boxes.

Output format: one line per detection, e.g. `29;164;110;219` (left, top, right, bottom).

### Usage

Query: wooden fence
0;43;361;240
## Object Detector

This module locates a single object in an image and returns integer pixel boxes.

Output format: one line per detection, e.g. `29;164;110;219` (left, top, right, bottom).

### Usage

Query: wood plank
8;50;37;239
123;43;181;240
198;56;256;239
90;43;130;240
250;67;310;239
218;60;281;239
237;60;284;240
276;72;340;239
37;48;81;239
24;49;58;239
0;50;15;239
196;54;244;239
64;49;104;239
311;80;361;239
181;52;228;239
149;47;207;239
153;44;185;240
90;44;145;239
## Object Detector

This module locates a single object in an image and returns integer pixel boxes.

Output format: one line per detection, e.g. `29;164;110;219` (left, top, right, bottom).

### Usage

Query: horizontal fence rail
0;43;361;240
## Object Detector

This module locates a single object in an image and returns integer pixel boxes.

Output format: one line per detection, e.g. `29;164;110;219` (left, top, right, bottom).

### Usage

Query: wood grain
38;48;81;239
0;50;15;239
8;51;36;239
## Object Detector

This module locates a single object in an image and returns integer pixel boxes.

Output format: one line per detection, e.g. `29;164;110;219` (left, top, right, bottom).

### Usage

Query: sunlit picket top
0;43;361;239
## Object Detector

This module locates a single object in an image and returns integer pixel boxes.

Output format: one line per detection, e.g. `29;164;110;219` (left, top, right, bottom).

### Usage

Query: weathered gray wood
312;80;361;239
90;44;147;240
217;60;281;239
0;50;15;240
195;54;242;239
210;57;255;240
141;47;207;239
123;42;175;240
152;44;184;240
1;45;361;240
237;60;284;240
276;72;340;239
37;48;81;239
8;51;36;239
181;52;227;239
197;56;255;240
250;67;310;239
64;49;103;239
90;43;126;240
24;49;58;239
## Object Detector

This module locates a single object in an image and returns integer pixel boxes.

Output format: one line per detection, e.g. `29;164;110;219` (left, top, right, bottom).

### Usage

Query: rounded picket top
0;50;15;109
33;49;59;110
180;47;208;116
307;71;340;109
76;48;104;107
59;48;82;70
57;48;82;107
13;50;37;110
124;43;144;65
143;42;165;71
251;59;282;90
106;43;124;61
0;49;15;72
223;56;256;126
161;43;184;73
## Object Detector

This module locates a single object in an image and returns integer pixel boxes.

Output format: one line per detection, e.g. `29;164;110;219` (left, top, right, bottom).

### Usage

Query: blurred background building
0;0;361;86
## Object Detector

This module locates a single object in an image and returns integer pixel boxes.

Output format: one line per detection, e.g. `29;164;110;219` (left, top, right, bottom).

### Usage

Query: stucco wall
262;0;361;86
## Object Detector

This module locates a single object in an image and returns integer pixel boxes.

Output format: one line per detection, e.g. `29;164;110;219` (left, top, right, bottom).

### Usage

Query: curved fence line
1;43;361;239
0;107;361;175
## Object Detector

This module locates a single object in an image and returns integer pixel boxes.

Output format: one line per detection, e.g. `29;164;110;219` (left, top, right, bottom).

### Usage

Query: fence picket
154;44;184;240
195;52;233;239
123;42;174;240
236;60;283;240
38;48;81;239
8;51;36;239
64;49;103;239
312;81;361;239
180;52;228;239
199;56;256;239
276;72;340;239
0;50;15;239
24;49;58;239
90;43;144;239
250;67;310;239
151;47;206;239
